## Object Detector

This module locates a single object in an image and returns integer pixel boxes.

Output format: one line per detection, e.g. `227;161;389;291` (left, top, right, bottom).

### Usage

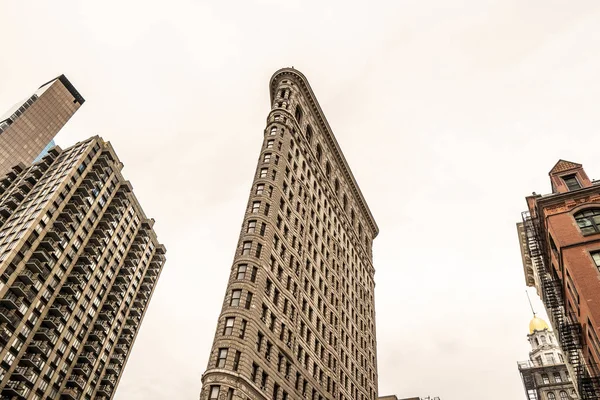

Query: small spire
526;290;536;317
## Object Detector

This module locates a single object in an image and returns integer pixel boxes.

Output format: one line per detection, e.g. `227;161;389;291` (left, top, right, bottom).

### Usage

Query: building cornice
269;68;379;237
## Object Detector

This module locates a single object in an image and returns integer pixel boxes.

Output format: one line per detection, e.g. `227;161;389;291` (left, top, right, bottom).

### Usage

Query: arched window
306;125;313;144
334;178;340;193
547;393;555;400
295;105;303;124
325;162;331;179
559;392;568;400
575;209;600;234
316;144;322;162
343;194;348;211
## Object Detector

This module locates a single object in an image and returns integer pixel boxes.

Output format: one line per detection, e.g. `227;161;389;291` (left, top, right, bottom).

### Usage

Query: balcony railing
61;387;81;400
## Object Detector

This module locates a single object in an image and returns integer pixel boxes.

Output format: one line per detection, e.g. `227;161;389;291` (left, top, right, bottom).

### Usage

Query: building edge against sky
200;68;380;400
0;75;84;177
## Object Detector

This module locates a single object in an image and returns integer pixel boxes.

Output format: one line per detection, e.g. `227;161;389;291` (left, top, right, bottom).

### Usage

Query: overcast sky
2;1;600;399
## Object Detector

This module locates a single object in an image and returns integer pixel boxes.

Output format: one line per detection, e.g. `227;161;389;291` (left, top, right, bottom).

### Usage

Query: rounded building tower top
529;316;550;334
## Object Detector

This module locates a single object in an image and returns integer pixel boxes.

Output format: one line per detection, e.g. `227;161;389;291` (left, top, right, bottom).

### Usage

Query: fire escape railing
522;211;600;399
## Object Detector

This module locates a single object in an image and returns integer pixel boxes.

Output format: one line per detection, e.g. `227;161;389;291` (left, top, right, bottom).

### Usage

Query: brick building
0;136;166;399
519;160;600;398
0;75;84;176
200;68;379;400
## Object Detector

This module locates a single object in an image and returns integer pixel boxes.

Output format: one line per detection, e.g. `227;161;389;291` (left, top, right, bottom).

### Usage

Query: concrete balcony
97;312;114;324
0;308;19;326
26;258;45;274
88;330;106;341
122;324;135;334
129;308;141;317
110;354;125;364
0;323;11;343
12;366;35;383
78;352;96;364
119;335;132;345
103;301;119;312
97;385;112;396
114;344;128;354
94;320;110;332
62;284;81;295
84;341;101;353
49;306;70;319
54;294;75;307
42;316;63;330
72;363;92;375
18;269;39;285
106;363;121;375
0;293;24;309
61;387;81;400
20;354;43;369
28;340;51;355
34;328;57;342
2;380;28;397
10;283;34;301
101;374;118;386
39;237;58;251
115;272;131;283
68;375;87;389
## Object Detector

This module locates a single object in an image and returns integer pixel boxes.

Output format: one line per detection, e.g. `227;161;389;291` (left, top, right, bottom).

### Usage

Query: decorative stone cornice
269;68;379;238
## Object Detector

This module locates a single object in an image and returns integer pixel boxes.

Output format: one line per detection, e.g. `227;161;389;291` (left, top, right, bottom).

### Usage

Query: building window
267;140;274;149
562;174;581;191
233;350;241;371
575;209;600;235
242;241;252;255
236;264;247;279
591;251;600;270
209;386;220;400
547;393;555;400
263;154;271;163
295;105;303;124
325;162;331;179
559;391;568;399
554;372;562;383
270;127;277;136
316;144;322;162
252;202;260;213
217;348;228;368
224;317;235;335
245;292;253;309
240;319;247;338
260;168;268;178
542;374;550;384
227;388;234;400
256;184;265;195
247;220;257;234
306;125;313;144
230;290;242;306
256;243;263;258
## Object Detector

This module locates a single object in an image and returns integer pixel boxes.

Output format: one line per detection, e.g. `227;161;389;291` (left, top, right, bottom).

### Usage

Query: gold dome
529;316;550;334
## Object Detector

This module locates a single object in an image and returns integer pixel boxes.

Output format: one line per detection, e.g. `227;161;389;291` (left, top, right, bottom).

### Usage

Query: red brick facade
527;160;600;371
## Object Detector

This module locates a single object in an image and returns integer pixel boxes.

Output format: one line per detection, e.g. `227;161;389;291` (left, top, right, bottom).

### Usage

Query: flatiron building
0;135;166;399
200;68;379;400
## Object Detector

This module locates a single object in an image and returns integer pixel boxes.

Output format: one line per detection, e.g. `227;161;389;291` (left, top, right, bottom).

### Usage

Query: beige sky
2;1;600;398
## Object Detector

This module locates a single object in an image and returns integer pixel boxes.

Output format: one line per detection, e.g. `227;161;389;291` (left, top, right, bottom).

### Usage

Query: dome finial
526;290;536;317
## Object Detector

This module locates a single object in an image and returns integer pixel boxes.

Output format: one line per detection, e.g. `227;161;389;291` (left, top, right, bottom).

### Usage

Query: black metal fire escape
522;211;600;399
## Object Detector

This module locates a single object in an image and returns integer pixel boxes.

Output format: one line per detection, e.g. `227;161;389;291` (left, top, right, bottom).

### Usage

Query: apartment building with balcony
0;136;165;399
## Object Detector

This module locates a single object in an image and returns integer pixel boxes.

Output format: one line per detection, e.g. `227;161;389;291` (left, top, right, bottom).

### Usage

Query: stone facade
200;68;379;400
0;75;84;176
0;136;166;399
518;318;578;399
